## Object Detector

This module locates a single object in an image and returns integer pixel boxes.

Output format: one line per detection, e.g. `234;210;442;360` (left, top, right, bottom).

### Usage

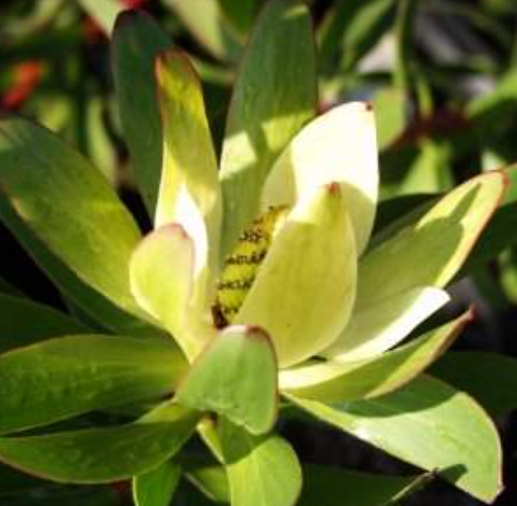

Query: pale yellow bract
129;56;505;395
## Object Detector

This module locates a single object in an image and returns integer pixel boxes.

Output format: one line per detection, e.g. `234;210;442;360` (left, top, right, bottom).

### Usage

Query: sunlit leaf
220;0;316;256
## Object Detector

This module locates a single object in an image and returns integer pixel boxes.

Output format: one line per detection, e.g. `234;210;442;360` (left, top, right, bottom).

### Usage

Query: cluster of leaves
1;1;517;506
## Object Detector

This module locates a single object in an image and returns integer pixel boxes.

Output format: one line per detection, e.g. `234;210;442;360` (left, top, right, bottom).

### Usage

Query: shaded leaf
431;351;517;418
112;10;173;215
300;465;432;506
0;293;87;354
288;375;503;503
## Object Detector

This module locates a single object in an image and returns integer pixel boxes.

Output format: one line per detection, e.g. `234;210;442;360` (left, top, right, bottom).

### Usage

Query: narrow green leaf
0;293;88;353
112;10;173;215
0;118;152;332
0;404;199;484
176;325;278;435
374;87;407;150
281;312;469;402
163;0;242;62
154;50;221;272
300;465;431;506
0;334;186;434
358;172;505;307
133;459;181;506
431;352;517;418
397;140;453;196
219;421;302;506
220;0;317;256
318;0;396;74
288;375;503;503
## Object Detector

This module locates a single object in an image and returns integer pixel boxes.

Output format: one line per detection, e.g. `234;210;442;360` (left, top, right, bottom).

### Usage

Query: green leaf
184;460;230;503
281;312;469;402
133;459;181;506
288;375;503;503
318;0;396;74
0;334;186;434
220;0;317;256
261;102;378;255
300;465;432;506
176;325;278;435
112;10;173;216
0;118;153;335
0;293;88;353
154;50;221;274
130;224;195;356
397;140;453;196
163;0;242;62
218;0;262;35
324;286;449;360
77;0;124;34
373;87;407;150
0;486;119;506
219;421;302;506
0;404;199;483
235;185;357;368
467;70;517;145
431;352;517;418
358;172;505;307
463;165;517;272
0;274;22;296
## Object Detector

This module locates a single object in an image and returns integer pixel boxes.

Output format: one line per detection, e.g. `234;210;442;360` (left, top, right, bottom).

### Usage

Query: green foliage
0;1;516;505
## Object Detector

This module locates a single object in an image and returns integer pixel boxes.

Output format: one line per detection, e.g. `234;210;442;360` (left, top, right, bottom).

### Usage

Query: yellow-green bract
129;49;505;412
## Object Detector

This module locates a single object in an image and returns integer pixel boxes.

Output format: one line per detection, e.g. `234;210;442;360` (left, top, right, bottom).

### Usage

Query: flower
129;51;505;433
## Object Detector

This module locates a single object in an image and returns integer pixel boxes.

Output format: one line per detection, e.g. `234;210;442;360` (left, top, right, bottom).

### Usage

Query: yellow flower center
213;206;287;328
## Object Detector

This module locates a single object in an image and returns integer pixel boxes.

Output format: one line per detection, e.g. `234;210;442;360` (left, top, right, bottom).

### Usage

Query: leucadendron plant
0;3;510;506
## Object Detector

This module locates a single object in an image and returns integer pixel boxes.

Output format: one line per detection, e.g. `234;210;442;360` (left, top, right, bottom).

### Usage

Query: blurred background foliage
1;0;517;504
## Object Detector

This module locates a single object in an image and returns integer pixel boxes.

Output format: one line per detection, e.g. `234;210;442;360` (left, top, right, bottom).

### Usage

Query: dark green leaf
0;334;186;434
0;404;199;483
300;465;432;506
112;10;173;216
0;294;87;354
431;352;517;418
